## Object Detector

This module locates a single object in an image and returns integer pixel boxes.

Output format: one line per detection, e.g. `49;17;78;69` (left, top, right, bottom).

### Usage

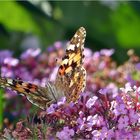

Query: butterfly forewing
55;27;86;102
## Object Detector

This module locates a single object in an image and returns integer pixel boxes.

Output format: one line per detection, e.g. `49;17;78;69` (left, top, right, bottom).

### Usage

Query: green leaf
0;1;40;33
111;3;140;47
132;71;140;81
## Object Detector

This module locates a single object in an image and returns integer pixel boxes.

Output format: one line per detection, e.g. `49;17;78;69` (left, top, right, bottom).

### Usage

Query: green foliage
0;89;4;130
0;1;140;59
132;71;140;82
111;3;140;48
0;1;40;33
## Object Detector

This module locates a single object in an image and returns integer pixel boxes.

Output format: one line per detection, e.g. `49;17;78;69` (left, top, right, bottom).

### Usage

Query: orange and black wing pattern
55;27;86;102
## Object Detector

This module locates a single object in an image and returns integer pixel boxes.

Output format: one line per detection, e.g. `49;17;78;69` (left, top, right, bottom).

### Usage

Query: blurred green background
0;1;140;62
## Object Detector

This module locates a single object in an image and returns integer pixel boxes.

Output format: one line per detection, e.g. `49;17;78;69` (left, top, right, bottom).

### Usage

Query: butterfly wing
54;27;86;102
0;77;56;110
0;27;87;109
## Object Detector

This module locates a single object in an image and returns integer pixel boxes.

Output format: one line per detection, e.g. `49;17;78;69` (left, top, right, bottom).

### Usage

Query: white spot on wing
77;43;80;47
62;59;69;64
7;79;13;84
74;34;78;38
67;44;76;51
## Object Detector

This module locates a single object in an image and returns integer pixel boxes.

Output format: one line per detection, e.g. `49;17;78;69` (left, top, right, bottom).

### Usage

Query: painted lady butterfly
0;27;86;110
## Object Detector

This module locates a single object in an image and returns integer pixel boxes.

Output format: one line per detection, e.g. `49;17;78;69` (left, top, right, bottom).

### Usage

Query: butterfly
0;27;86;110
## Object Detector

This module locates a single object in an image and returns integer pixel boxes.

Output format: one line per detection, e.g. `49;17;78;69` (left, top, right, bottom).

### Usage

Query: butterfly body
0;27;86;110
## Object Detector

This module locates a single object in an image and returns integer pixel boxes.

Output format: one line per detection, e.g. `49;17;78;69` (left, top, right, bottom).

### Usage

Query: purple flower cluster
45;86;139;139
56;127;74;140
0;44;140;139
0;41;65;128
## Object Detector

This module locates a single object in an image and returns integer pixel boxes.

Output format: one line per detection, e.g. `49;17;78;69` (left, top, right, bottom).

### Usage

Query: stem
0;89;4;130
